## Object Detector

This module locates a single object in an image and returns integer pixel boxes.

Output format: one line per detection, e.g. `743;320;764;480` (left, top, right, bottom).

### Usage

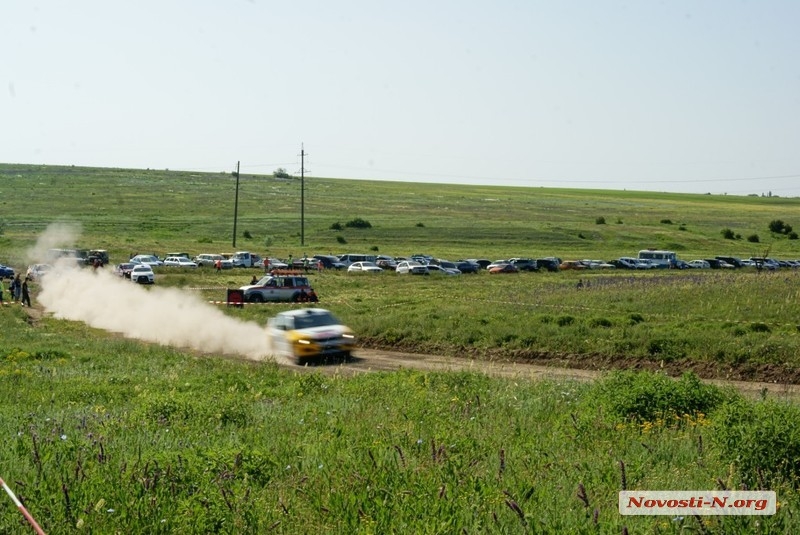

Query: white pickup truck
231;251;263;268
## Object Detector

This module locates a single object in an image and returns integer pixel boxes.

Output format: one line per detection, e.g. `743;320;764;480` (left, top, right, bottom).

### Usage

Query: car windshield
293;312;339;330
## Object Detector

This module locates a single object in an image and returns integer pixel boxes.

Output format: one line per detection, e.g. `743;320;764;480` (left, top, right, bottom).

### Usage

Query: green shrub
660;219;673;224
586;371;731;423
336;236;347;244
595;216;606;225
589;317;612;328
330;222;343;230
768;219;792;234
712;399;800;487
747;234;760;243
345;217;372;229
628;313;645;325
646;338;686;361
749;322;771;333
556;315;575;327
721;228;735;240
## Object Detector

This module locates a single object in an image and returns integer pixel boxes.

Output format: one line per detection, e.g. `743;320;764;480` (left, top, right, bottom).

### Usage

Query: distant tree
747;234;760;243
416;222;425;227
789;232;798;240
370;246;379;252
660;219;673;225
595;216;606;225
768;219;792;234
336;236;347;244
243;230;253;239
345;218;372;229
721;228;735;240
274;168;291;179
330;222;343;231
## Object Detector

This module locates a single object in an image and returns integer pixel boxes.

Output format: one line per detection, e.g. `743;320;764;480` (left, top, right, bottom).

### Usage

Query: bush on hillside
712;399;800;488
345;218;372;229
585;371;732;423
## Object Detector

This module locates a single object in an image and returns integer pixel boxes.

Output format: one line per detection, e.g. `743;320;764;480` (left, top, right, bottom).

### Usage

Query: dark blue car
0;265;15;279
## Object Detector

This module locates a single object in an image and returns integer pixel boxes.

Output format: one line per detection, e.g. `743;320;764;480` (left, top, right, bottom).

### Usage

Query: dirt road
293;348;800;401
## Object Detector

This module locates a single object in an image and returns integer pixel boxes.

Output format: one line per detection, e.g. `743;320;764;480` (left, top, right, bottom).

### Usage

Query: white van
338;253;375;267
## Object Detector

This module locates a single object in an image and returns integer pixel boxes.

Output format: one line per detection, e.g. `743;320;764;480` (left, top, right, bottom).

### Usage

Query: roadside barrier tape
1;477;46;535
187;287;228;291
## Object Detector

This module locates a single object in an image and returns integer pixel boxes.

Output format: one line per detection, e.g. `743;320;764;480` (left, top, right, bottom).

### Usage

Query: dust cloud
32;225;272;361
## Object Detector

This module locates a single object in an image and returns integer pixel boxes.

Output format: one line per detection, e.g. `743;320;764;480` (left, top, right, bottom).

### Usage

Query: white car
26;264;52;281
267;308;356;364
130;264;155;284
194;254;234;269
688;260;711;269
396;261;429;275
425;264;461;275
347;261;383;273
130;254;163;267
163;256;198;268
266;258;290;270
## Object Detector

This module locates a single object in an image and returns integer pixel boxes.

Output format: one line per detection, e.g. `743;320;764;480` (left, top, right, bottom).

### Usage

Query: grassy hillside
1;163;798;264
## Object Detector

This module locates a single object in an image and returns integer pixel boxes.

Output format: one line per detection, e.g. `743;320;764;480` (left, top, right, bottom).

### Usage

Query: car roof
278;308;330;318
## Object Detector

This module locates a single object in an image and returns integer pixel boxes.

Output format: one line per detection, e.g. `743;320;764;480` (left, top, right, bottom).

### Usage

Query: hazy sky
3;1;799;196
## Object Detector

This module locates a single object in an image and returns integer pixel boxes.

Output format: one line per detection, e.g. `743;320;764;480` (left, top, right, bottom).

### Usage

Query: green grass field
2;163;798;262
2;163;800;533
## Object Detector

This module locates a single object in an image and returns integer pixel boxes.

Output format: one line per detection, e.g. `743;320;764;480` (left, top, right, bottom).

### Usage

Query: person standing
11;274;21;302
0;278;5;304
21;277;31;307
263;256;270;273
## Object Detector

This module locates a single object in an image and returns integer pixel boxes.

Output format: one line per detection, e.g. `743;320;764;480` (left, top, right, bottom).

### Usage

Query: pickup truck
231;251;262;268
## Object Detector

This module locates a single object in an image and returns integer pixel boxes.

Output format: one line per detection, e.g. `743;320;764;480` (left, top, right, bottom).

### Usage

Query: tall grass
2;310;800;533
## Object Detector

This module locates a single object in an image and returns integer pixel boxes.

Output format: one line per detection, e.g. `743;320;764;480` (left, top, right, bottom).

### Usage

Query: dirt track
292;348;800;401
22;303;799;401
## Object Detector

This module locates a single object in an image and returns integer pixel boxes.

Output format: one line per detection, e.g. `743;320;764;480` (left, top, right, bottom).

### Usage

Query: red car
488;263;519;274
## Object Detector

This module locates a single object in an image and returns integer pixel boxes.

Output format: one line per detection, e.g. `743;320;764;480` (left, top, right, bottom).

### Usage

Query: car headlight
342;333;355;339
298;339;311;345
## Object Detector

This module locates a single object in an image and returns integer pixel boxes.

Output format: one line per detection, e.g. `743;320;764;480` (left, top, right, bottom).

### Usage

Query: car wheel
249;293;264;303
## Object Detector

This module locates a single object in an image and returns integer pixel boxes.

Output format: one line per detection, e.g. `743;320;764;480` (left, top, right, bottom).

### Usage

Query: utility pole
300;145;306;246
232;161;240;248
